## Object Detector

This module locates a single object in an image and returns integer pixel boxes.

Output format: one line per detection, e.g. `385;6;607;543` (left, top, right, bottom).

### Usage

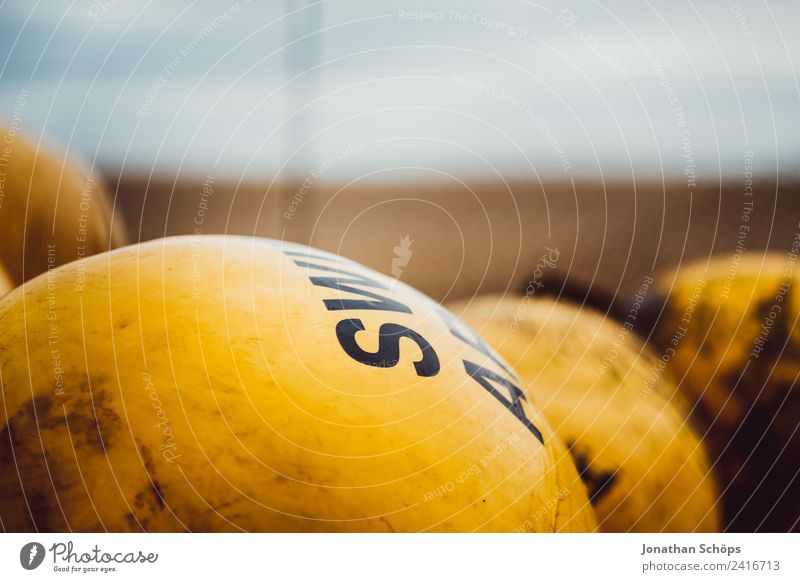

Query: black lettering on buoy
568;443;617;503
284;249;353;263
290;258;412;314
292;260;359;275
336;319;440;377
311;272;412;313
463;360;544;444
436;307;516;379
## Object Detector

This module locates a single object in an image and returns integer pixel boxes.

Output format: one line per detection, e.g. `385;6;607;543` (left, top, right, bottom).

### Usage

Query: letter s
336;319;440;377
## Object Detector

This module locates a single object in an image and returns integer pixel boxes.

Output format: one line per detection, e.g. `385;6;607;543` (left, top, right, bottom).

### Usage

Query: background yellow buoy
0;262;13;297
652;253;799;531
449;294;721;532
0;128;128;285
0;236;595;532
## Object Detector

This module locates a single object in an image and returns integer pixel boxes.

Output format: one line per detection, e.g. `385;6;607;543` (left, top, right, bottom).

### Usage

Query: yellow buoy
0;128;128;285
0;236;595;532
449;294;720;532
0;262;13;297
653;253;799;531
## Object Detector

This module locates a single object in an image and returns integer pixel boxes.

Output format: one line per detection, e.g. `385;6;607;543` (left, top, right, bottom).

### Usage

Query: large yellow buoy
652;253;799;531
0;128;128;285
448;294;721;532
0;236;595;532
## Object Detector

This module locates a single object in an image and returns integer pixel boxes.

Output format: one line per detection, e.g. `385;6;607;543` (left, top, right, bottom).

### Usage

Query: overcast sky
1;0;798;182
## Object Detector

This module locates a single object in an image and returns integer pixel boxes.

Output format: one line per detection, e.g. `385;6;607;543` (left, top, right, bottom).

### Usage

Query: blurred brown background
110;171;800;304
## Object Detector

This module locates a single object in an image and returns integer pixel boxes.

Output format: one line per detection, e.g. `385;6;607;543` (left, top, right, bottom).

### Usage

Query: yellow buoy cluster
448;295;721;532
480;250;797;532
0;236;596;532
1;129;793;533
